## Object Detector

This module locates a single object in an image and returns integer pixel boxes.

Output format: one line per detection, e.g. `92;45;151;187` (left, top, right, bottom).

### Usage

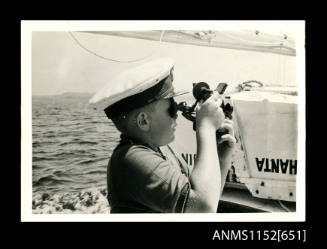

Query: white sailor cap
89;57;189;119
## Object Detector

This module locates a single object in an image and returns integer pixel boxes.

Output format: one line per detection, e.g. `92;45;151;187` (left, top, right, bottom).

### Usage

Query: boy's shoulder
110;143;164;173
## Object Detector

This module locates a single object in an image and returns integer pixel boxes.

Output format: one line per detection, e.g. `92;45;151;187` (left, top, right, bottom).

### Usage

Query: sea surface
32;92;202;214
31;81;297;214
32;93;121;213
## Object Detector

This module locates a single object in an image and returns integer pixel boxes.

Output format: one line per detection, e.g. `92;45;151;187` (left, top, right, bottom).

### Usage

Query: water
32;93;120;213
31;81;297;214
31;91;229;214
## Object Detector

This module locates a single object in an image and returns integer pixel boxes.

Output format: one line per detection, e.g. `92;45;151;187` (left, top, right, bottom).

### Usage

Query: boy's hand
195;92;225;131
217;119;236;163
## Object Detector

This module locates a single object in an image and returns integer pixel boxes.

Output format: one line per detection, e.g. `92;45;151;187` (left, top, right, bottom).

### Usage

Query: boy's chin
159;136;175;147
167;134;175;144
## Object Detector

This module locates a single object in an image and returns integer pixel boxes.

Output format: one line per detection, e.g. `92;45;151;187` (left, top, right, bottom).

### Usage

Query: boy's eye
168;98;178;118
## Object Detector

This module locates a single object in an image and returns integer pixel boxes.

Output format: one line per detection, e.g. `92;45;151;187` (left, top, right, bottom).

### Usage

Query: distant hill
60;92;95;97
33;92;95;98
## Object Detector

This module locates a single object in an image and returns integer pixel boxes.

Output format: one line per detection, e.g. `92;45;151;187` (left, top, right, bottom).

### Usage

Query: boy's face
148;98;177;147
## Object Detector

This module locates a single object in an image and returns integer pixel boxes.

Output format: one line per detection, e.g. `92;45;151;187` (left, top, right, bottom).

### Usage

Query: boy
89;57;235;213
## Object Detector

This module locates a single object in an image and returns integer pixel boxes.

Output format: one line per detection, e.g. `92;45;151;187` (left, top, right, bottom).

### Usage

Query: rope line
278;200;292;212
69;31;165;63
215;30;288;47
237;80;264;91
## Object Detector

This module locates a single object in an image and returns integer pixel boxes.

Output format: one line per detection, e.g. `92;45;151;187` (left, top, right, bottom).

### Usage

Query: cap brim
163;89;190;99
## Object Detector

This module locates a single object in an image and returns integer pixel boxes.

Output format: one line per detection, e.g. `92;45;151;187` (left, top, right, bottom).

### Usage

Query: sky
29;21;304;96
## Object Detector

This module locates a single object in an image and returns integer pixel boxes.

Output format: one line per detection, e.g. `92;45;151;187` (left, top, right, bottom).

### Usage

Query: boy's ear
136;112;150;131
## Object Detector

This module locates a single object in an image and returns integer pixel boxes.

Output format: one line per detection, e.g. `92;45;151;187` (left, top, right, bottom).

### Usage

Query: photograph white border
21;20;305;222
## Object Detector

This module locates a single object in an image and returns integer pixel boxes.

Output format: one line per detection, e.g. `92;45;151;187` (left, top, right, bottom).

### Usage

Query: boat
170;81;298;212
74;29;301;213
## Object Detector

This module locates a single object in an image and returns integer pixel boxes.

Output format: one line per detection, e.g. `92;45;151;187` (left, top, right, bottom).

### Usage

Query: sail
80;30;296;56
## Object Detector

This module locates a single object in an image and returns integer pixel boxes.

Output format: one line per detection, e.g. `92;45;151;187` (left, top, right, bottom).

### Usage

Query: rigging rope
278;200;292;212
255;30;294;45
215;30;288;47
237;80;264;91
69;30;165;63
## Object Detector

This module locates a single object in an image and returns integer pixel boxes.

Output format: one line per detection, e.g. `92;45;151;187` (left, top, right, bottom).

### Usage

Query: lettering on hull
255;157;297;175
181;153;197;166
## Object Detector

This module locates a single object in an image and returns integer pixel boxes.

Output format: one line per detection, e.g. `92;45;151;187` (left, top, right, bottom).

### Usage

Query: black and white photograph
21;20;305;222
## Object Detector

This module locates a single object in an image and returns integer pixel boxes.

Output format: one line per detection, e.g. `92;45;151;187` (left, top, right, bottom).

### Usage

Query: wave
52;170;66;176
52;150;91;157
79;141;98;145
32;164;43;170
32;188;110;214
32;124;50;128
85;121;107;124
34;175;74;186
59;122;83;127
83;169;107;175
46;112;59;116
32;140;57;145
59;141;98;146
32;150;49;154
43;134;57;138
78;158;106;165
33;156;58;162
